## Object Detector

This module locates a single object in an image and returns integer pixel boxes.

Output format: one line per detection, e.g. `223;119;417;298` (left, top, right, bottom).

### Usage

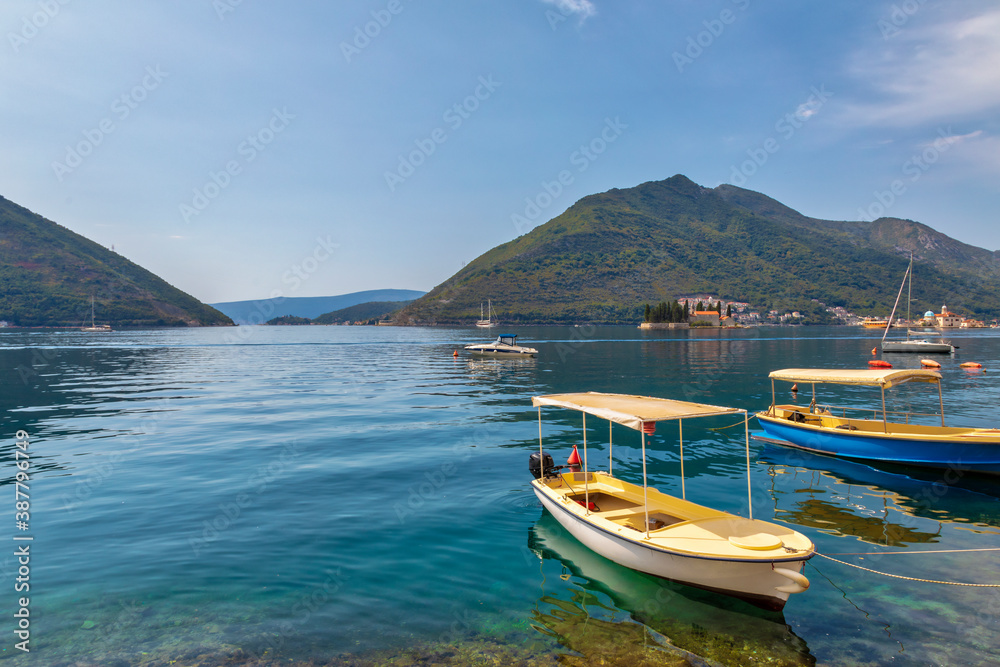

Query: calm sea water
2;325;999;666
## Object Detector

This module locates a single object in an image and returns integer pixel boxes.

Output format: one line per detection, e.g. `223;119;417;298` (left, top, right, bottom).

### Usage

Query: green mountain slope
396;175;1000;324
313;300;414;324
0;195;232;327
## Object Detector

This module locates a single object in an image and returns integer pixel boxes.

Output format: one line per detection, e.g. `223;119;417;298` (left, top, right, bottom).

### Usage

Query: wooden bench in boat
602;510;685;532
563;491;685;530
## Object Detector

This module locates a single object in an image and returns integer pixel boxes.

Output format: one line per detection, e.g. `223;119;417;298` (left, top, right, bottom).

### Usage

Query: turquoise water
2;325;999;665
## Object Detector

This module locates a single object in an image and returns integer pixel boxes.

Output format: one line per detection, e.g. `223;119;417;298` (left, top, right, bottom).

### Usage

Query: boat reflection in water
756;441;1000;543
527;512;816;667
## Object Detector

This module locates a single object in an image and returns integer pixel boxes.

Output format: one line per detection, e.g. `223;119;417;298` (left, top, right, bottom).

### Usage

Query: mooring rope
708;415;753;432
826;547;1000;556
816;552;1000;587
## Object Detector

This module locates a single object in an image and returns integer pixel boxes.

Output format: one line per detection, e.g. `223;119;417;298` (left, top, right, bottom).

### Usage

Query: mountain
0;195;232;327
211;290;425;324
313;300;415;324
396;175;1000;325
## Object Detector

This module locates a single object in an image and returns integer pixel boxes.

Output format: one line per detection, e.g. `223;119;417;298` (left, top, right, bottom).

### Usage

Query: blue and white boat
756;368;1000;474
464;333;538;356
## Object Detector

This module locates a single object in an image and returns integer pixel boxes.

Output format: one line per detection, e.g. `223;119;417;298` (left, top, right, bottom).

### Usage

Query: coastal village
640;296;995;329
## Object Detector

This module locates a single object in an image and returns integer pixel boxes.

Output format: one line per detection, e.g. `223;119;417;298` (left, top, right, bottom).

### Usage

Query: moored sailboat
476;299;497;328
881;256;953;353
81;296;112;332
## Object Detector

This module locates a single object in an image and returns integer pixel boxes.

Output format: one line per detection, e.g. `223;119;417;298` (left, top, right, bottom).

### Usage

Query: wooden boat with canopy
528;392;814;611
756;368;1000;473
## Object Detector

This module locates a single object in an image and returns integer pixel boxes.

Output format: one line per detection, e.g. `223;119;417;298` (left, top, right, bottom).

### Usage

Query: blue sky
2;1;998;303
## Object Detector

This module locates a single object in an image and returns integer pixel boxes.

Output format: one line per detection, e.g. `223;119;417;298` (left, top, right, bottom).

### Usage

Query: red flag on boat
567;444;581;465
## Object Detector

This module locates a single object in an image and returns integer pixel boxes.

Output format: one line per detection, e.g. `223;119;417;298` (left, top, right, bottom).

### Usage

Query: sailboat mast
906;254;912;324
882;260;910;344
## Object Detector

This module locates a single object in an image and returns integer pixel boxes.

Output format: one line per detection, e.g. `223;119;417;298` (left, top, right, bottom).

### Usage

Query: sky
2;1;999;304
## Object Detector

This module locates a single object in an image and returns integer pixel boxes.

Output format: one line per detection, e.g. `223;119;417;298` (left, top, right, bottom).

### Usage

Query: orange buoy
567;444;582;466
871;347;877;356
791;383;798;392
453;350;458;357
868;359;892;368
961;362;983;369
920;359;941;368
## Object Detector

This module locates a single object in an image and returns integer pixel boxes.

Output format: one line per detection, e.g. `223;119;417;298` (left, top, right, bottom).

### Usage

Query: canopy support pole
608;421;613;475
537;407;543;460
770;379;776;415
744;411;753;520
938;381;945;427
679;419;685;500
881;385;888;433
583;413;589;514
641;430;649;537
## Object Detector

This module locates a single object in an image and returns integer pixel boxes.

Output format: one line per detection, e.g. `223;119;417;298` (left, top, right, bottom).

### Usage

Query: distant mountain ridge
396;175;1000;324
0;195;232;327
212;290;425;324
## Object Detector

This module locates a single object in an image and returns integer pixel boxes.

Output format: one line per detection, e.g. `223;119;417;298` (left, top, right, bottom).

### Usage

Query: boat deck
768;405;1000;440
537;471;814;560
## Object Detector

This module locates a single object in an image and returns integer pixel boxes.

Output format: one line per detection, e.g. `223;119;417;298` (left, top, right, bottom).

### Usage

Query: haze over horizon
3;1;999;304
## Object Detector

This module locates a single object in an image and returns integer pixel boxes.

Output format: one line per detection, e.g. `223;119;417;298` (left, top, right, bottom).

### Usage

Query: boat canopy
768;368;942;388
532;392;742;431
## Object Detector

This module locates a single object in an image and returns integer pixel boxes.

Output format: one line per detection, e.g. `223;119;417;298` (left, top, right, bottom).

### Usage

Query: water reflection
778;496;942;546
758;443;1000;537
528;512;815;666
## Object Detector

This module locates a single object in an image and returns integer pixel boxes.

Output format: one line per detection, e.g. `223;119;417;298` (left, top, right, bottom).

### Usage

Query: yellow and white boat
529;392;814;611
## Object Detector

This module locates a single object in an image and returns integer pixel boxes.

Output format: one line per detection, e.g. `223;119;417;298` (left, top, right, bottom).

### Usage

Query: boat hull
531;482;809;611
882;340;953;353
465;345;536;356
757;413;1000;473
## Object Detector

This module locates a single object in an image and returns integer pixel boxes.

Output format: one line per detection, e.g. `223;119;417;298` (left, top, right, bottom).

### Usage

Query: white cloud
842;6;1000;126
945;131;1000;175
796;100;821;119
541;0;597;21
925;129;983;147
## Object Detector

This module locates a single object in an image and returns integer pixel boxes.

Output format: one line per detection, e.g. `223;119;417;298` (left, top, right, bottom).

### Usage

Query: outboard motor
529;451;554;479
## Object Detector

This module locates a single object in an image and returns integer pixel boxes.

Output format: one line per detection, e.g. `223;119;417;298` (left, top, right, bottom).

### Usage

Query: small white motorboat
465;333;537;356
529;392;814;610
